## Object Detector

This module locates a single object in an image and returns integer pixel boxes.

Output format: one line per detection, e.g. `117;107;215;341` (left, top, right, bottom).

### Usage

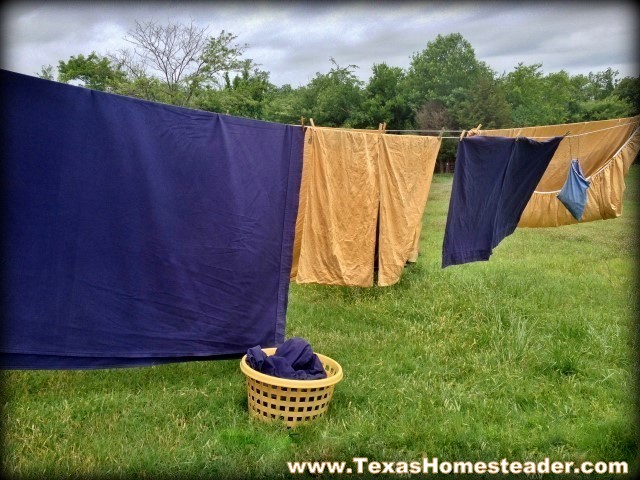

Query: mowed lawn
2;166;638;479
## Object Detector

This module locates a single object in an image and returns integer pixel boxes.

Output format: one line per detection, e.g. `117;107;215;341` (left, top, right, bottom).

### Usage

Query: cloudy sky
1;1;638;87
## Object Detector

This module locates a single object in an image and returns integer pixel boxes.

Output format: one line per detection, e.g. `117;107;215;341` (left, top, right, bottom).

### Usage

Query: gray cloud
2;1;638;86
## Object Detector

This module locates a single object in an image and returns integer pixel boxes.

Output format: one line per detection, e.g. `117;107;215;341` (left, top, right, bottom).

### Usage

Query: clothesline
518;121;639;139
397;120;640;139
297;120;639;140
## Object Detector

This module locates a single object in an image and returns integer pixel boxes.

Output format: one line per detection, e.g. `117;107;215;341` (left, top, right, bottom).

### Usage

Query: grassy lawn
2;167;638;479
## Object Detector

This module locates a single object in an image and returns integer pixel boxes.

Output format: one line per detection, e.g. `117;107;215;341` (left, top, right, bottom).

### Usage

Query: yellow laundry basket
240;347;343;427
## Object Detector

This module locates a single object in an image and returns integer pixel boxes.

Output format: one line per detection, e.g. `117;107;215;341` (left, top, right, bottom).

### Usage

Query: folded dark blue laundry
246;337;327;380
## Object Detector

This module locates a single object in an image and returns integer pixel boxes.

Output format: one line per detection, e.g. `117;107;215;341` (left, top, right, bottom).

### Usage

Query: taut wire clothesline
295;119;639;140
392;120;640;139
517;121;639;139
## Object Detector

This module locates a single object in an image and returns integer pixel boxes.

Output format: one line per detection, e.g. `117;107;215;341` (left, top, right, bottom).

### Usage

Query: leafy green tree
614;76;640;115
57;52;125;91
455;71;512;129
571;96;634;121
299;58;365;127
198;61;276;119
354;63;414;129
262;84;306;125
404;32;493;128
501;63;577;126
585;68;619;100
565;70;635;121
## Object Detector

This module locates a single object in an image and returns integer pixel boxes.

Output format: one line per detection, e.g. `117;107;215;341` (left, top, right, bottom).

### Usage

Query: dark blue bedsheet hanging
442;135;562;268
1;69;303;369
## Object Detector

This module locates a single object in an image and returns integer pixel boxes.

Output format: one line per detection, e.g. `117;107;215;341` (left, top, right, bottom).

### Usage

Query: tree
354;63;414;129
415;100;451;130
404;32;493;122
198;61;276;119
37;65;55;80
585;68;619;100
57;52;125;91
299;58;365;127
614;76;640;115
456;73;511;129
571;96;634;121
118;20;247;106
262;84;306;124
500;63;576;126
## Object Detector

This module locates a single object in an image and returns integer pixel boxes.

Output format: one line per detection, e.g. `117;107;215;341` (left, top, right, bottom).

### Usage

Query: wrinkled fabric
378;134;441;285
246;337;327;380
557;159;590;221
1;69;303;369
442;135;563;268
291;127;441;287
479;116;640;227
292;127;381;286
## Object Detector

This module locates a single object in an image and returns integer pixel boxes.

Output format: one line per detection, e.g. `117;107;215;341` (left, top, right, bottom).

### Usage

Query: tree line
38;21;639;160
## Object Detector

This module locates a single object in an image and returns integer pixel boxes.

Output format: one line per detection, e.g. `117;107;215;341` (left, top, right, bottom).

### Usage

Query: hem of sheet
442;249;493;268
442;222;519;268
0;352;244;370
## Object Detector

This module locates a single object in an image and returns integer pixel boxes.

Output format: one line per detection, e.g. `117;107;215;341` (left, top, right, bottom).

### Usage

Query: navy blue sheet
442;135;562;268
1;69;303;369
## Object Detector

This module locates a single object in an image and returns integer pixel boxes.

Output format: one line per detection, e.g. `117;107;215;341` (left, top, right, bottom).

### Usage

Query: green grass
3;167;638;479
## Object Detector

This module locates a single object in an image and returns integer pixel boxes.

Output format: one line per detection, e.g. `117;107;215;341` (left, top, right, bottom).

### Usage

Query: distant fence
436;161;455;174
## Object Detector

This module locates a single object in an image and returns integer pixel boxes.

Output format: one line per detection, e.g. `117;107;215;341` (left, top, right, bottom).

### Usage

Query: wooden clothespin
459;130;467;141
382;122;387;132
438;127;445;138
307;118;316;143
300;116;305;127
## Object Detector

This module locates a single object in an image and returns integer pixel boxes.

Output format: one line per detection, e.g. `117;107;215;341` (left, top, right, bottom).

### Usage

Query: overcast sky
1;1;638;87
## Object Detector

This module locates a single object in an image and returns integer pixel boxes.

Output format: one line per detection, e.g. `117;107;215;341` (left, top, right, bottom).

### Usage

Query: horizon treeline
36;22;639;142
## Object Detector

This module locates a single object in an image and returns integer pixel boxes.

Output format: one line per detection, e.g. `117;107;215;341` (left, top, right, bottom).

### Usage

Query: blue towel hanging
557;159;591;221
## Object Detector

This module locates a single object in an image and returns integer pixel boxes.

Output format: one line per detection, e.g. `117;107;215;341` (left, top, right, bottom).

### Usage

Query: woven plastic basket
240;347;343;427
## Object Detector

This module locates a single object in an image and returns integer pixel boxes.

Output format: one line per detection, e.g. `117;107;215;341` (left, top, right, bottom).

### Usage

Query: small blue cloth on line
557;159;590;221
246;338;327;380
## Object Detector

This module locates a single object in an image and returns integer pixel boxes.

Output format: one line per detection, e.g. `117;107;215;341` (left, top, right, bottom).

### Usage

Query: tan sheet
292;127;381;287
479;116;640;227
291;127;441;286
378;134;441;286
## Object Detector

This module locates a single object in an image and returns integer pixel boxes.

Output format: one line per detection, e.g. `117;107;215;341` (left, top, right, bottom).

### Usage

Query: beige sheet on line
378;134;441;286
292;127;381;287
479;116;640;227
291;127;441;287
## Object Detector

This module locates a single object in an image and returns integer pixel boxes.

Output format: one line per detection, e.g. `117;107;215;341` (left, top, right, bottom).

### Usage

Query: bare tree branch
123;19;210;105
